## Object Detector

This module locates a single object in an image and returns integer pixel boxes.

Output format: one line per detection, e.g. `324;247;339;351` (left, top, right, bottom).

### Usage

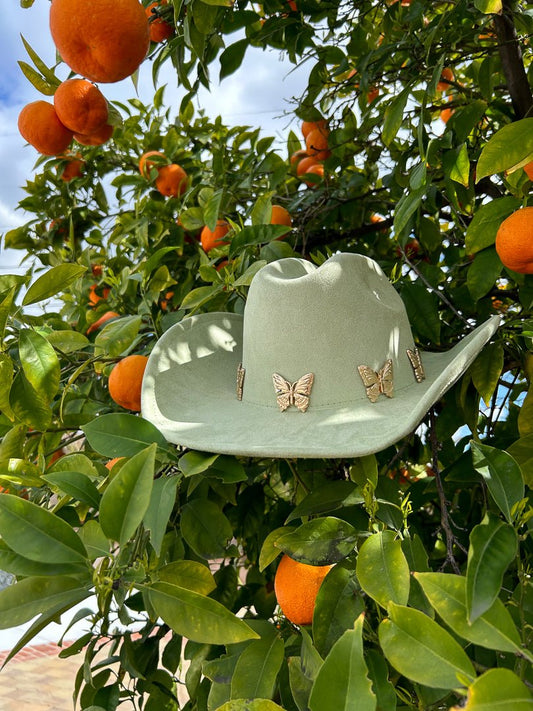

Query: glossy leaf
45;329;90;354
466;513;518;622
157;560;216;595
179;450;219;476
471;441;524;523
470;343;504;406
216;701;285;711
229;225;291;257
466;249;502;302
143;475;179;555
259;526;295;571
181;498;233;559
464;196;521;254
476;118;533;181
231;633;284;700
313;561;365;657
379;603;475;689
9;370;51;431
82;414;168;457
286;481;363;523
147;581;259;644
22;264;86;306
309;615;376;711
452;668;533;710
415;572;523;654
42;471;101;509
382;87;410;146
77;521;111;561
356;531;410;610
365;649;397;711
19;328;60;403
275;517;358;564
0;494;88;564
94;315;142;357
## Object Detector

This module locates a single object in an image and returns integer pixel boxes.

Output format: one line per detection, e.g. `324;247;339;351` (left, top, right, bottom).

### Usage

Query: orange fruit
108;354;149;411
274;554;333;625
155;163;188;197
440;100;455;124
88;283;111;306
18;101;73;156
74;123;114;146
60;155;84;181
296;155;320;177
86;310;120;335
201;220;230;252
105;457;124;470
290;149;308;167
437;67;454;92
301;119;327;139
49;0;150;84
139;150;167;177
367;86;379;104
270;205;292;227
523;161;533;181
54;79;108;135
146;0;174;42
495;206;533;274
304;163;324;186
305;128;330;160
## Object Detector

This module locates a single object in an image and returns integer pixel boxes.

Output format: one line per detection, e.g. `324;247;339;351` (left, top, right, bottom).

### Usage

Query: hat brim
141;313;501;458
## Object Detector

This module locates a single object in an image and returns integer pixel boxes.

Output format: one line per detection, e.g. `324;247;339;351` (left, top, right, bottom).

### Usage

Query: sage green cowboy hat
141;253;500;458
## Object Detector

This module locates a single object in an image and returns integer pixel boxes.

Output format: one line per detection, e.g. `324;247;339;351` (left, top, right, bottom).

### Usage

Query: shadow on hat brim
141;313;501;458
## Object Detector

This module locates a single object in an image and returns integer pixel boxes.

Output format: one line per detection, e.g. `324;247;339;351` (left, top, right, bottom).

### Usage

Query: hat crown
241;253;417;408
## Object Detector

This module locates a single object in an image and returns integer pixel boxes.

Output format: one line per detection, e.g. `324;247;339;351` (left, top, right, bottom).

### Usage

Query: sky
0;0;310;275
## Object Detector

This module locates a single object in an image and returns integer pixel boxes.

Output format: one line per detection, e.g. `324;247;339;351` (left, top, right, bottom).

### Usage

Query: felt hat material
141;253;500;458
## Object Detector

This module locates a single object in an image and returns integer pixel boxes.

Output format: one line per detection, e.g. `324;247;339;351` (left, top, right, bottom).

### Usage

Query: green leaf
77;521;111;561
443;144;470;187
365;650;397;711
471;441;524;523
179;450;219;476
0;494;88;564
229;225;291;257
259;526;295;571
470;343;504;406
216;701;285;711
45;329;90;354
458;668;533;710
180;498;233;559
203;189;224;231
275;517;358;565
94;315;142;357
42;471;101;509
466;513;518;622
309;616;376;711
507;434;533;487
464;196;521;254
476;118;533;182
349;455;378;488
401;282;441;343
9;370;51;430
143;476;179;555
474;0;502;12
518;387;533;438
0;354;14;420
82;413;168;457
466;248;502;301
0;287;15;349
356;530;410;610
19;328;60;403
147;581;259;644
231;634;284;700
99;443;156;546
0;576;89;629
20;34;60;86
180;285;223;311
312;562;365;657
220;39;248;81
17;61;56;95
285;481;363;523
378;603;475;689
0;539;88;577
22;264;86;306
157;560;216;595
393;186;424;236
415;572;523;654
382;87;410;146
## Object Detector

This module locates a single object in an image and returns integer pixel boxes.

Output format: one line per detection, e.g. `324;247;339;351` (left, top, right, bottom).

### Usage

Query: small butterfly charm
406;348;425;383
272;372;314;413
236;363;245;401
358;359;394;403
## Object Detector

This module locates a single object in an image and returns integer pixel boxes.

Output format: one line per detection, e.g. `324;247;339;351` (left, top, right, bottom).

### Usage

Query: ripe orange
155;163;188;197
74;123;114;146
105;457;124;470
366;86;379;104
290;149;308;167
305;128;330;160
49;0;150;84
108;354;149;411
304;163;325;186
301;119;327;139
437;67;454;92
86;310;120;335
139;150;167;177
18;101;73;156
201;220;230;252
88;283;111;306
54;79;108;135
523;161;533;181
60;155;84;181
274;554;333;625
440;101;455;124
296;155;319;177
495;206;533;274
146;0;174;42
270;205;292;227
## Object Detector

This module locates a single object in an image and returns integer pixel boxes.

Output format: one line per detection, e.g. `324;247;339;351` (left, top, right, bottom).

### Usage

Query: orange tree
1;0;533;708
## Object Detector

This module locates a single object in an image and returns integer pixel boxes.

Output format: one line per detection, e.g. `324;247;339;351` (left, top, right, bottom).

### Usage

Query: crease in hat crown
240;252;419;408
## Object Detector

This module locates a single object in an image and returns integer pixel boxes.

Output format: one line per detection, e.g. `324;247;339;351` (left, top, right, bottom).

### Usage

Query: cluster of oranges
18;0;174;161
290;119;330;187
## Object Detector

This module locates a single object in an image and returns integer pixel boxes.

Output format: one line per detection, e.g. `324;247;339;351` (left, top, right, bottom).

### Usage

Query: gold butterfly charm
272;372;314;413
358;359;394;403
406;348;425;383
236;363;245;401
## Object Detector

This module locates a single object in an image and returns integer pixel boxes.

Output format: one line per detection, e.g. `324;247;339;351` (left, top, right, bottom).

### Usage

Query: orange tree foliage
1;0;533;709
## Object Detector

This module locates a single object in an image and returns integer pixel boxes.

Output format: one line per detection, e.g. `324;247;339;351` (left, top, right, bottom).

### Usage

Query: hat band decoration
272;372;314;412
236;363;245;401
358;359;394;403
407;348;425;383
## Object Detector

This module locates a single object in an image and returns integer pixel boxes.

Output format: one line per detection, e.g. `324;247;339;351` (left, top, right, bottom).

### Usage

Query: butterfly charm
272;372;314;413
357;359;394;403
236;363;245;401
406;348;425;383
